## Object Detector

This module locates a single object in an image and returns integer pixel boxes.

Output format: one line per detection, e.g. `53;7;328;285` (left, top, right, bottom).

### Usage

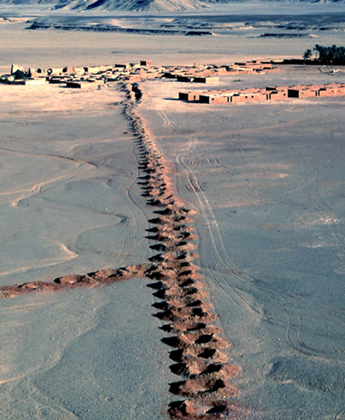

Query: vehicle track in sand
172;112;345;361
0;83;246;419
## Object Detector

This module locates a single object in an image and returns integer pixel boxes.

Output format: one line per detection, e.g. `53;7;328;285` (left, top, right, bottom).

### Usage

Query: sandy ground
0;82;176;419
1;3;345;70
0;282;172;419
139;66;345;418
1;4;345;419
0;84;151;285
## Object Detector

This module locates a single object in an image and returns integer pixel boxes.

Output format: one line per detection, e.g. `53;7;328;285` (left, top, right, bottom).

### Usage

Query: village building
2;61;345;109
180;82;345;105
24;78;47;86
66;81;103;89
193;76;219;84
179;91;203;101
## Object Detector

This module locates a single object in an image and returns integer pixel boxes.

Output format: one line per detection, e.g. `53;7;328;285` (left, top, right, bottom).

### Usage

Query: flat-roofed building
268;89;288;100
193;76;219;84
177;75;194;82
179;92;202;101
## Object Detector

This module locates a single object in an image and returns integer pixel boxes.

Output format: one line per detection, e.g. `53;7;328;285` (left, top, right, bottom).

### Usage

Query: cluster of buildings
0;60;159;88
163;60;279;84
0;59;279;89
179;83;345;104
3;58;343;106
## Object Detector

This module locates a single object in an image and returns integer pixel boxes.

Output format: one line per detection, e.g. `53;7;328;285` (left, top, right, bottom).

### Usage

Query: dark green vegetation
304;44;345;64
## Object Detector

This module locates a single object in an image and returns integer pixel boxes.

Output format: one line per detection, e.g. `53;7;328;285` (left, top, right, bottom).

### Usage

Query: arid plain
1;4;345;419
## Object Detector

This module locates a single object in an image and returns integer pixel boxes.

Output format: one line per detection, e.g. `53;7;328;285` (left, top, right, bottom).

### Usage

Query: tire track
0;82;246;419
123;83;245;419
174;117;345;361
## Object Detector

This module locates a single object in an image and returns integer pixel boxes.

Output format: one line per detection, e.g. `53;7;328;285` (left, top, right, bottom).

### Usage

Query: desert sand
1;3;345;419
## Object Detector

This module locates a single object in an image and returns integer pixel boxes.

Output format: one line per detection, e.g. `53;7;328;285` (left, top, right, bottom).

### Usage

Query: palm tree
303;49;312;62
313;44;321;61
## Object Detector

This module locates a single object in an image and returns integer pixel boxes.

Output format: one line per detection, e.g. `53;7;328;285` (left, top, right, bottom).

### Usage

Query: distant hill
0;0;211;10
53;0;211;11
0;0;344;12
52;0;345;11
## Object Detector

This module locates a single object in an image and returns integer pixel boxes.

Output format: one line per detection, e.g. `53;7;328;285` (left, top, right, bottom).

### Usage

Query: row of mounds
168;399;248;420
179;82;345;104
147;216;242;419
122;82;242;419
0;264;148;298
0;78;245;416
